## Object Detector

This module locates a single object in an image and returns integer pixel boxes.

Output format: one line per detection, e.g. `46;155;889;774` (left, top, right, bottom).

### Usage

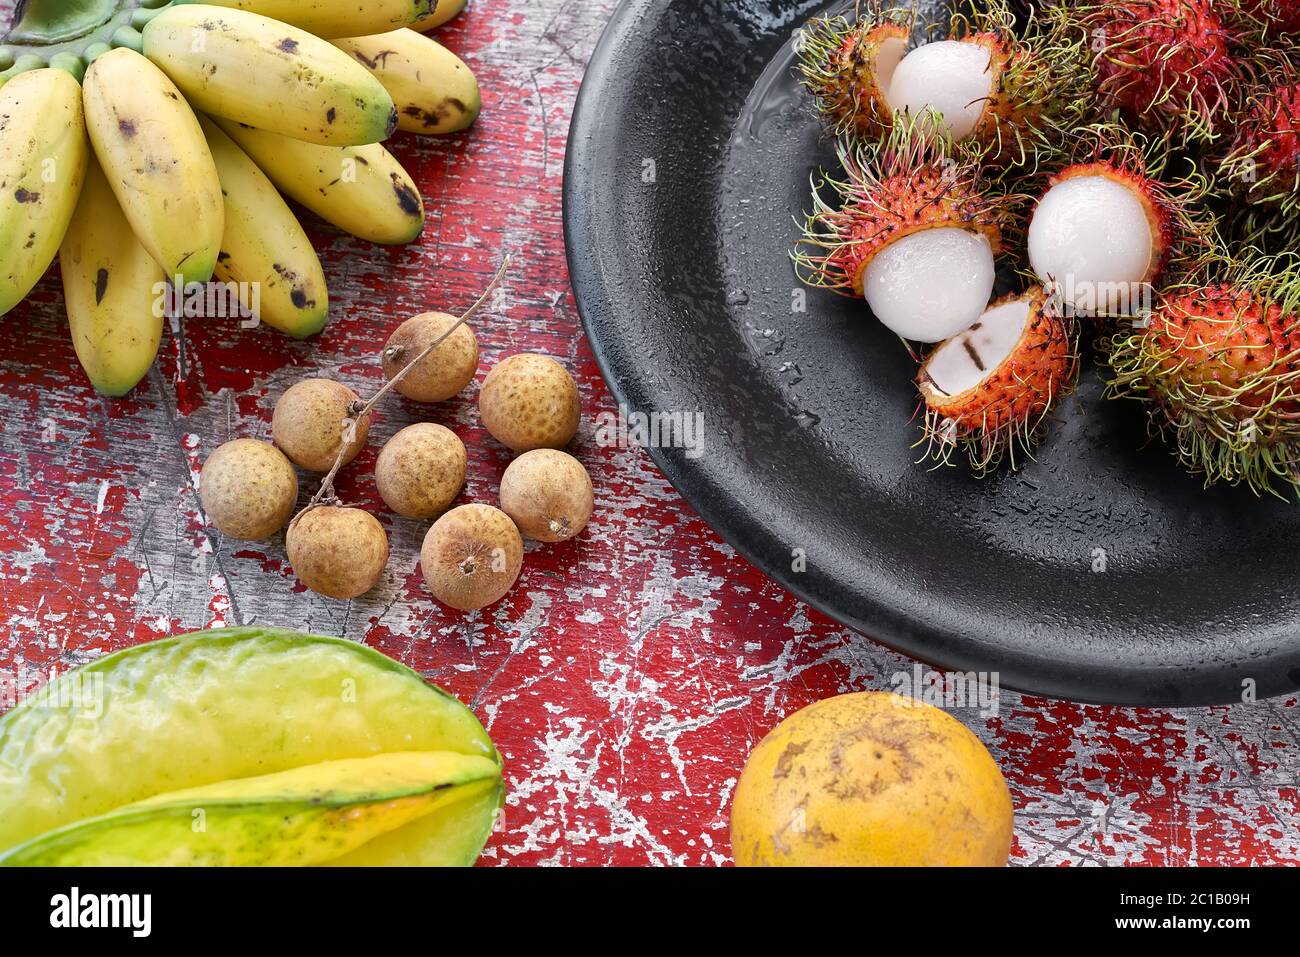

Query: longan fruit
382;312;479;403
479;353;580;452
499;449;593;542
375;423;467;519
286;506;389;600
199;439;299;540
272;378;370;472
421;504;523;612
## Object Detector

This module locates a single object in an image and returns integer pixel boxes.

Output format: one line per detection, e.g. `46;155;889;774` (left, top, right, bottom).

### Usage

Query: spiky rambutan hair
1073;0;1261;145
1105;253;1300;498
1220;78;1300;219
792;114;1017;297
795;0;1094;169
795;4;914;141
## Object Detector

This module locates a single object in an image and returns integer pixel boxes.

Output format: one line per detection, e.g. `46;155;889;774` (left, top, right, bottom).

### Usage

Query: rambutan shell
917;287;1076;436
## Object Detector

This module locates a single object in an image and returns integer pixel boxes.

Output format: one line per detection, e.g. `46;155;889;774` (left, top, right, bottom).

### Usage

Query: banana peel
0;627;503;866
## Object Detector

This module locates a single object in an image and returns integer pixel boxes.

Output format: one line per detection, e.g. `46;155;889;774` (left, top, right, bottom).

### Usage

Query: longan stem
289;256;512;528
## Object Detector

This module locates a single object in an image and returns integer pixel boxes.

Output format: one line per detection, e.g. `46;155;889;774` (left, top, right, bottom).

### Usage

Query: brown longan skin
479;353;580;452
272;378;371;472
382;312;479;403
499;449;594;542
375;423;467;519
199;439;299;541
286;506;390;600
421;504;524;612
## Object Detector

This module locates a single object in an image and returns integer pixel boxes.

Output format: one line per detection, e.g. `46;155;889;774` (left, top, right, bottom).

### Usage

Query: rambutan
796;6;912;141
1027;126;1213;317
1240;0;1300;38
1221;79;1300;214
792;117;1017;342
796;0;1093;165
1106;256;1300;497
1076;0;1247;143
916;286;1079;473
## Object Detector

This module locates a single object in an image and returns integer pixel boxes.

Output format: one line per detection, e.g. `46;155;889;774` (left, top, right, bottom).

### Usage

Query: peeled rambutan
796;0;1092;164
916;286;1079;473
1027;126;1213;317
792;118;1016;342
1106;258;1300;497
1077;0;1245;143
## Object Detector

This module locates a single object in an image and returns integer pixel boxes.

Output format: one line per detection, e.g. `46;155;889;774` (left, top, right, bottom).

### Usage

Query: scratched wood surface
1;0;1298;866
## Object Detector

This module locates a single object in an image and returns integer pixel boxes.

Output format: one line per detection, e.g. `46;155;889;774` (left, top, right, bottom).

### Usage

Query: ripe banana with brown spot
215;118;424;245
172;0;435;40
199;116;329;339
413;0;468;31
82;48;224;286
0;69;87;317
333;29;479;135
60;158;165;397
142;5;397;146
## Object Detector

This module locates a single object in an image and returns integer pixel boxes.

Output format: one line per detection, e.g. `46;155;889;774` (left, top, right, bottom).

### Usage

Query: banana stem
5;0;121;44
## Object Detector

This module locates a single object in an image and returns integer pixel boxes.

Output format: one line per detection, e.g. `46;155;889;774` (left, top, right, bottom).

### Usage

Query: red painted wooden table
1;0;1298;866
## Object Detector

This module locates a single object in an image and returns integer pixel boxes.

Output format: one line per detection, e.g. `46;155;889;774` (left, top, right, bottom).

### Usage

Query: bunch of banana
0;0;478;396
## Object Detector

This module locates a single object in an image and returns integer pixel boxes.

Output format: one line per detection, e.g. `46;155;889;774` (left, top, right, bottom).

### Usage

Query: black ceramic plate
563;0;1300;705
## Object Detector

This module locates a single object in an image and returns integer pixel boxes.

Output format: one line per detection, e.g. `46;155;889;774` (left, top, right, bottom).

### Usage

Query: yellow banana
0;69;87;316
142;5;396;146
199;117;329;339
82;48;224;286
333;29;479;135
413;0;468;31
215;118;424;245
60;158;165;396
172;0;433;40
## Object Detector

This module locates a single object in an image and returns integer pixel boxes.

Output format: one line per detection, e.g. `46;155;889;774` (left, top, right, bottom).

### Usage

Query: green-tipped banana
199;116;329;338
171;0;435;40
0;751;501;866
334;28;479;135
216;117;424;244
0;69;87;316
82;47;223;285
141;4;397;146
0;627;502;865
413;0;468;32
60;157;165;396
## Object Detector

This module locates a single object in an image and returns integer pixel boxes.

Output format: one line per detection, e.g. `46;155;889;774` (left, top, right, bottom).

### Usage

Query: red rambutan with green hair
1106;253;1300;498
1027;124;1216;318
1221;77;1300;216
792;113;1019;343
1239;1;1300;38
1075;0;1256;144
915;285;1079;474
795;0;1094;167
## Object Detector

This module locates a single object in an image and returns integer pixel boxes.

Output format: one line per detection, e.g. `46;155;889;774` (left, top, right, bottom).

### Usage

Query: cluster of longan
198;295;593;613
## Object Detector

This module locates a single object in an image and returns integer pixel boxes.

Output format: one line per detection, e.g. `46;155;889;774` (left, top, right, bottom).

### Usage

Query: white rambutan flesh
875;36;908;100
862;227;996;343
923;297;1029;397
887;40;994;141
1028;175;1154;314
